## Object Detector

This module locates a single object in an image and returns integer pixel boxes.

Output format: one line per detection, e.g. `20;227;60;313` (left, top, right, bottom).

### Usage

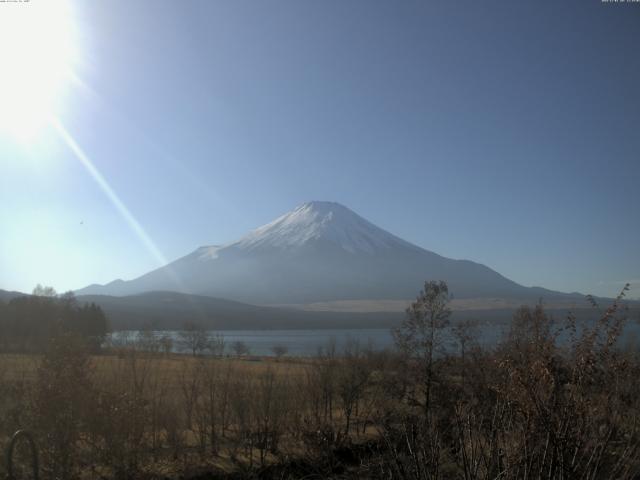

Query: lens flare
0;0;77;142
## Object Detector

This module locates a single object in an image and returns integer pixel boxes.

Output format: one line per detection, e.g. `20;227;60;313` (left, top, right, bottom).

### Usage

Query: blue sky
1;0;639;299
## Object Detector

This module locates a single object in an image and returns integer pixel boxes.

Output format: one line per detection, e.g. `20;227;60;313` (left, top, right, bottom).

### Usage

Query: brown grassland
0;281;639;479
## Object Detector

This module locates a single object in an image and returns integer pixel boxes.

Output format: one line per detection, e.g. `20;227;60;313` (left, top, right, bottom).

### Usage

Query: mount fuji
76;201;577;305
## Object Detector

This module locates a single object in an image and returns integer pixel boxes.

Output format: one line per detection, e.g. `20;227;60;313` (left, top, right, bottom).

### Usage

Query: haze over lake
112;321;640;357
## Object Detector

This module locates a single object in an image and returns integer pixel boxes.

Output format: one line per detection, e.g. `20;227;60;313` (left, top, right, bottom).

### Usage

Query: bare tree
451;319;478;389
158;334;173;355
336;339;371;435
137;328;159;354
32;284;57;297
35;334;94;480
232;340;250;357
206;333;225;357
178;321;208;356
393;280;451;417
179;361;202;452
271;344;288;360
253;368;288;466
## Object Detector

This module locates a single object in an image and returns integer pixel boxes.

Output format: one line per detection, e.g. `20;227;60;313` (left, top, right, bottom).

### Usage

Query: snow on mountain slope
231;201;417;254
75;201;576;304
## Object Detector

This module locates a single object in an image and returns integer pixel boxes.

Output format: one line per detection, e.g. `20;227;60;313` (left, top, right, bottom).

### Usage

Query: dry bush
371;284;640;480
34;334;95;480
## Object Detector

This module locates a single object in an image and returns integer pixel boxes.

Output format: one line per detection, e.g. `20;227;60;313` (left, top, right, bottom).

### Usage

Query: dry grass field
1;287;639;479
0;347;379;479
0;351;312;397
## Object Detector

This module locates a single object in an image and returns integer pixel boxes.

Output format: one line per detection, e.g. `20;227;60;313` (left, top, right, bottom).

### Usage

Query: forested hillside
0;288;109;352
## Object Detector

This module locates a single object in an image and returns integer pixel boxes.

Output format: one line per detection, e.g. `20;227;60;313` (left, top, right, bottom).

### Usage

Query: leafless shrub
271;344;288;360
34;334;95;480
179;321;209;356
232;340;250;358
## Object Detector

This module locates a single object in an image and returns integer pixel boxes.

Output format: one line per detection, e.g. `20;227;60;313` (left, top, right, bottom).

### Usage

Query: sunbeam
51;114;206;322
50;116;169;268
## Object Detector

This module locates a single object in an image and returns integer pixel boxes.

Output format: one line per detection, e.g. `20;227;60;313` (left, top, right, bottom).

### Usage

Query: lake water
112;329;401;356
110;320;640;357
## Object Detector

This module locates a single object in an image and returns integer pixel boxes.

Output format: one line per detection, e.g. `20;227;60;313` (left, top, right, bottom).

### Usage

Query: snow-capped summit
231;201;414;254
75;201;571;304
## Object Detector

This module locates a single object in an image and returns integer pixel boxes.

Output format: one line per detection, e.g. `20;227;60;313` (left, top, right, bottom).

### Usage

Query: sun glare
0;0;77;142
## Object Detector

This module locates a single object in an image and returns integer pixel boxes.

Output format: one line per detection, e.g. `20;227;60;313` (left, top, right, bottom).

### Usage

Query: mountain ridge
3;288;635;331
75;201;585;305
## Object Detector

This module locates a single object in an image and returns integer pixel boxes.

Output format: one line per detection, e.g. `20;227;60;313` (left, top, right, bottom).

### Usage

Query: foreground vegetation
0;282;638;479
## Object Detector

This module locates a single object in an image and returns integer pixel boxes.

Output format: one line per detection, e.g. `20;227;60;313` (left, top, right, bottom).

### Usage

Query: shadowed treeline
0;285;109;353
